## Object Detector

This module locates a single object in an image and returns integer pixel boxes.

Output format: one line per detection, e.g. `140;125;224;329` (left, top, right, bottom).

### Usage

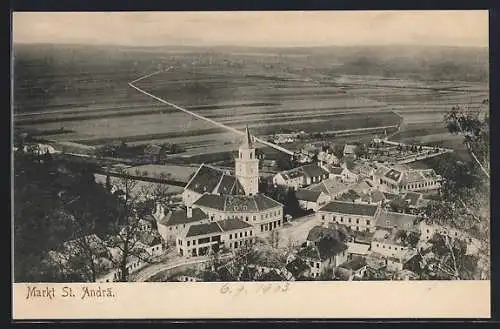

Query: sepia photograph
11;10;490;319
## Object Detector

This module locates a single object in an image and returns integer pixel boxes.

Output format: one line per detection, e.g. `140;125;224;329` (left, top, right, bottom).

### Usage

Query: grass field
13;43;488;158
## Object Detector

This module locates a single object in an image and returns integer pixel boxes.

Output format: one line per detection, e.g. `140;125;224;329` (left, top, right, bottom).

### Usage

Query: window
240;232;243;238
348;218;351;223
367;220;370;226
340;218;344;223
278;220;281;226
382;245;385;248
376;244;379;247
193;240;196;245
356;218;359;224
245;231;248;237
388;246;391;250
246;216;249;222
321;215;325;220
253;216;256;221
229;234;232;239
250;231;253;236
187;241;190;247
316;263;320;269
169;227;172;231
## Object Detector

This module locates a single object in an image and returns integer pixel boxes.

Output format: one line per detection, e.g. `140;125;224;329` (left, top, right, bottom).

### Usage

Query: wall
318;211;376;233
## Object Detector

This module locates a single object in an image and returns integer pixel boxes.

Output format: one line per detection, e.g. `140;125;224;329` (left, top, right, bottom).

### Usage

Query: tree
332;144;345;160
106;171;158;282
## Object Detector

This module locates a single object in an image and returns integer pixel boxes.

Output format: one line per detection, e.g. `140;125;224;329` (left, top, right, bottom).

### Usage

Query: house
336;189;362;203
191;193;284;236
321;164;357;183
301;163;330;186
273;169;304;190
136;231;164;258
375;210;420;233
306;225;350;247
317;201;380;233
370;229;415;260
155;205;209;244
182;164;246;207
296;235;348;279
386;256;404;272
337;256;368;280
343;144;357;158
307;178;351;201
273;163;329;190
418;219;481;255
176;218;255;257
318;151;340;165
285;257;311;280
373;165;442;194
295;189;329;212
346;231;372;259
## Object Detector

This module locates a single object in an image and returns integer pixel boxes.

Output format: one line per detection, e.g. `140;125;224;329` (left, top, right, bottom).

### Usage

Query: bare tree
107;171;158;282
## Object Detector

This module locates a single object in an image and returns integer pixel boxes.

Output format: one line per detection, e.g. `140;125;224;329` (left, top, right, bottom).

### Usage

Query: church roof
242;125;253;149
193;193;283;212
184;164;245;195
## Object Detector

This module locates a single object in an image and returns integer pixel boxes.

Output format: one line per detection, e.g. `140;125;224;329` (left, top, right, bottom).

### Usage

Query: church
180;127;284;237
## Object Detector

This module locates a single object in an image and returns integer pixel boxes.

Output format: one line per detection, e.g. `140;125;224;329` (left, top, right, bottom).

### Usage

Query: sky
12;11;489;48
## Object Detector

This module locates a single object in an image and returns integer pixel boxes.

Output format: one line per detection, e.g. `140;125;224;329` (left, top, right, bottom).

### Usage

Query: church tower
235;126;259;196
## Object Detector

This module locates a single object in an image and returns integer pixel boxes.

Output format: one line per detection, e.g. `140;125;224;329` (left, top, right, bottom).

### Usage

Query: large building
373;165;442;194
174;127;284;256
317;201;381;233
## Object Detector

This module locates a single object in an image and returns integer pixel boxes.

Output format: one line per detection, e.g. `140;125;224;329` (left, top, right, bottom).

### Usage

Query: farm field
13;44;488;158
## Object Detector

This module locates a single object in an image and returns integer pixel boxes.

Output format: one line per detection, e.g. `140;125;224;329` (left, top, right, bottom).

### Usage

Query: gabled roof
295;189;323;202
186;222;223;237
159;208;208;226
298;236;348;261
301;163;329;178
185;164;244;195
307;225;338;242
319;201;378;217
193;193;282;212
137;231;163;247
216;218;253;232
339;256;367;271
285;258;309;278
375;211;420;232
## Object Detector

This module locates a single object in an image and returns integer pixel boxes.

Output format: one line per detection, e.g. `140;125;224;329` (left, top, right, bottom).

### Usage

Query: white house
317;201;381;233
176;218;255;257
155;205;209;244
295;189;330;212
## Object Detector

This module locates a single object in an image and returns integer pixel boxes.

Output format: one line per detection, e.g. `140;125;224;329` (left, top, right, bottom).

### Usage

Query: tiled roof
193;193;282;212
185;164;244;195
375;211;419;232
216;218;253;232
285;258;309;278
295;189;322;202
298;236;347;261
301;163;329;178
160;208;208;226
137;231;163;247
400;170;426;185
339;256;367;271
319;201;378;217
186;222;223;237
308;178;350;196
307;226;338;242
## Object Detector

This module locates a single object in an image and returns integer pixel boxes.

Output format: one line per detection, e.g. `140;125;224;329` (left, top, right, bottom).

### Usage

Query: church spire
244;125;253;149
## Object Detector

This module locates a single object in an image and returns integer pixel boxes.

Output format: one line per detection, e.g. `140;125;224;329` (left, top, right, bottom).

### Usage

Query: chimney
187;206;193;218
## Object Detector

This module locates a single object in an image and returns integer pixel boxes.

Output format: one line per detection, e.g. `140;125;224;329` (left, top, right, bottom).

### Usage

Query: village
15;120;486;283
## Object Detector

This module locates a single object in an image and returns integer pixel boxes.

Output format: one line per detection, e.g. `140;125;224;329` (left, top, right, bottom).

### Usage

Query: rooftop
319;201;378;217
193;193;282;212
301;163;329;178
159;208;208;226
295;189;323;202
307;225;348;243
185;164;245;195
339;256;367;271
285;258;309;278
216;218;253;232
185;222;223;238
298;236;347;261
375;211;420;232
